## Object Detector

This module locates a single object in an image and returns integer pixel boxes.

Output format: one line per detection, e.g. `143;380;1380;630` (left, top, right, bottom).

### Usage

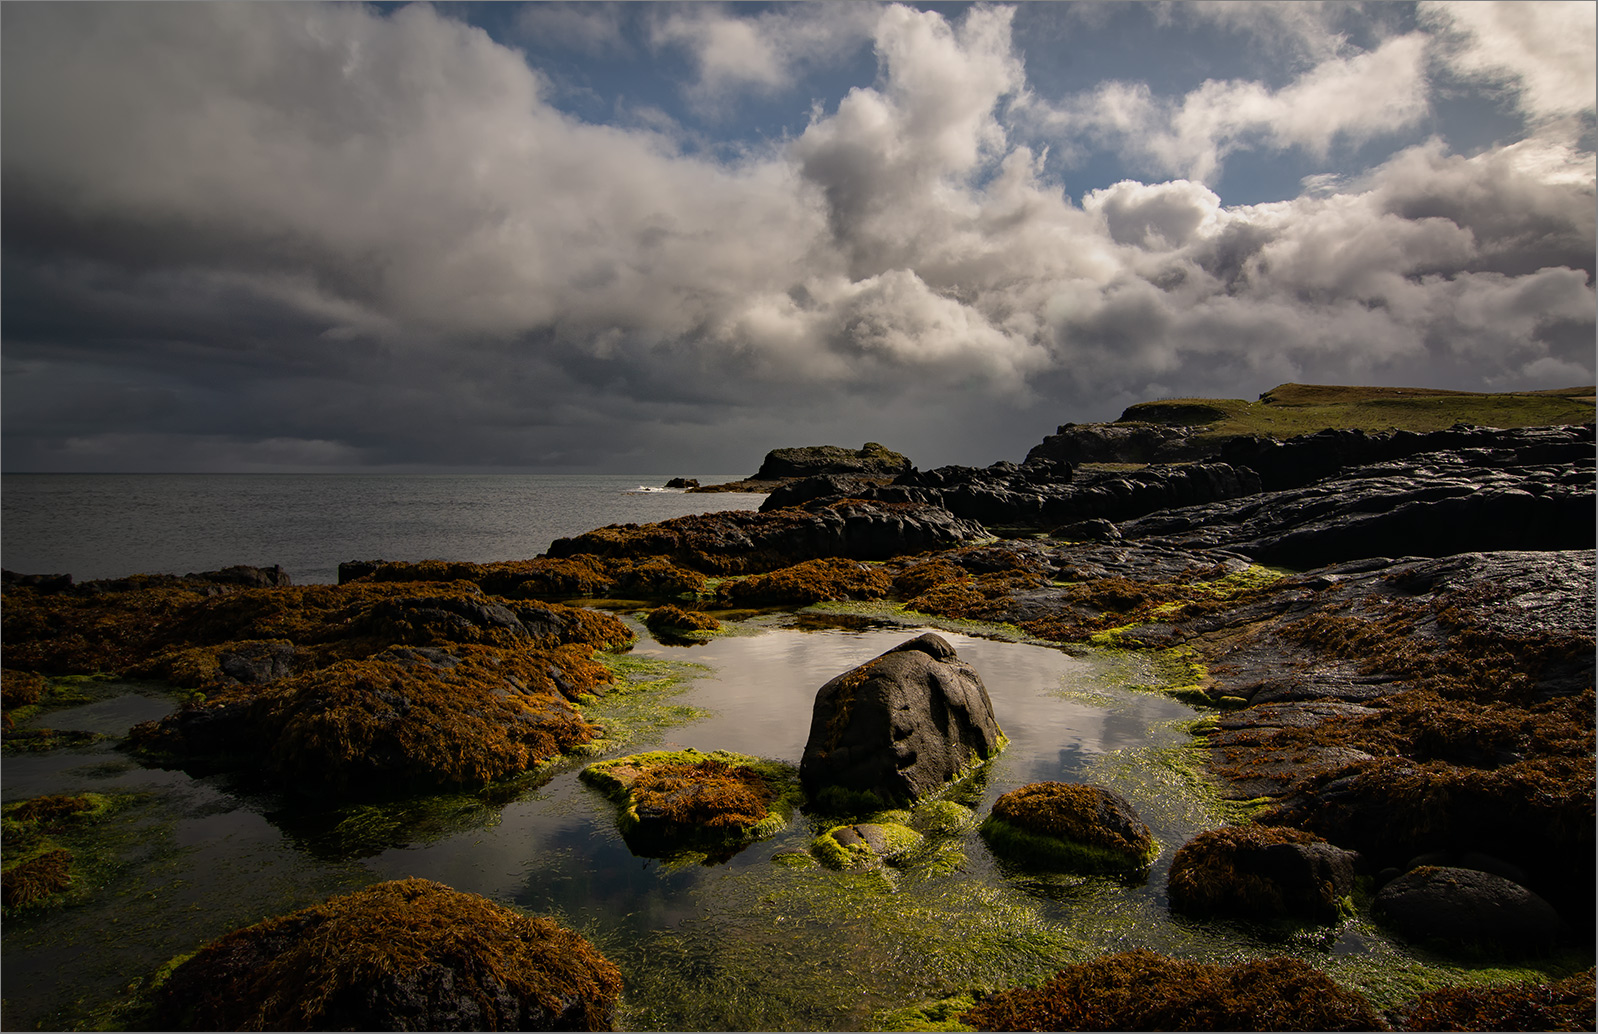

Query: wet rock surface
799;633;1003;810
1375;865;1565;955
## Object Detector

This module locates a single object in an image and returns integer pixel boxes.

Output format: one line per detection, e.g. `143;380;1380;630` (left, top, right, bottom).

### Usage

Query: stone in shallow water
1375;865;1565;955
799;632;1004;811
980;781;1156;873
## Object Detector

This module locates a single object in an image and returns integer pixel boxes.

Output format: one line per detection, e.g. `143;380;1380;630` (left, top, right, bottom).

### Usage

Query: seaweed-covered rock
132;644;607;798
1375;865;1565;955
581;749;800;860
1388;967;1596;1031
1167;824;1357;923
643;604;721;639
145;878;622;1031
961;948;1383;1031
980;782;1156;873
718;557;891;605
799;633;1004;811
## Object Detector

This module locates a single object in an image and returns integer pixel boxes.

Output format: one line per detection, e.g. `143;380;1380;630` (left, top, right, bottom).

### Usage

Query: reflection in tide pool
4;615;1230;1031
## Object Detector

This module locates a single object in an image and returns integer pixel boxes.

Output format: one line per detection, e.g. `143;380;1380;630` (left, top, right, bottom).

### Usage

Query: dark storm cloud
2;2;1593;472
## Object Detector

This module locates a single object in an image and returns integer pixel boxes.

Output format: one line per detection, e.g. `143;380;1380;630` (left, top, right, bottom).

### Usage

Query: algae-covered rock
800;633;1004;812
145;878;622;1031
1166;824;1357;924
1;793;113;910
643;604;721;639
1388;967;1596;1032
133;644;607;798
962;948;1382;1031
581;749;800;860
980;782;1155;873
812;820;924;870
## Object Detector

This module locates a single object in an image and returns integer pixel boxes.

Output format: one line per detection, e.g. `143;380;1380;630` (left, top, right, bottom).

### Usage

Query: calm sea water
1;473;763;585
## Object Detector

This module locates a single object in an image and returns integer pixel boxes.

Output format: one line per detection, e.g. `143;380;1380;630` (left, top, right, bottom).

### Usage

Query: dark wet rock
979;782;1156;873
1167;825;1358;923
0;571;73;593
1120;426;1596;566
363;591;533;646
1375;865;1565;955
144;878;622;1031
664;477;699;489
1221;422;1596;492
800;633;1003;810
185;564;293;588
753;442;912;480
861;460;1258;530
761;473;887;511
549;500;987;574
1053;517;1122;542
1025;420;1219;465
217;640;299;684
1404;849;1528;888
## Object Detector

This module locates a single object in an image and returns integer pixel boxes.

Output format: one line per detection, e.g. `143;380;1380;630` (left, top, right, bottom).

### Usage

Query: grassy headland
1119;382;1594;450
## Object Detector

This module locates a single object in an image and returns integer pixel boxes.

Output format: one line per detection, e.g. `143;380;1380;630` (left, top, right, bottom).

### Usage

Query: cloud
1421;0;1598;120
1028;32;1431;181
515;3;630;57
649;3;877;111
1;1;1592;473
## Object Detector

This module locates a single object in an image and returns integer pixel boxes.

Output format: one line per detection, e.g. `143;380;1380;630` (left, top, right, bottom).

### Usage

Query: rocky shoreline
3;416;1593;1030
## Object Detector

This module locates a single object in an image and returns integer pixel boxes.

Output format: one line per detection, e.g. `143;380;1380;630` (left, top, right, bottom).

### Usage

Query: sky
2;1;1594;473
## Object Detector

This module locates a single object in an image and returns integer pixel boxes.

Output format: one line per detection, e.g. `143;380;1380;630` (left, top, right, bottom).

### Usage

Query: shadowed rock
1376;865;1565;955
800;633;1003;811
1167;825;1357;923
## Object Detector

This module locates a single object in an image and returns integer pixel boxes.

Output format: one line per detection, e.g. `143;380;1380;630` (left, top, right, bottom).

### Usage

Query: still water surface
3;614;1231;1030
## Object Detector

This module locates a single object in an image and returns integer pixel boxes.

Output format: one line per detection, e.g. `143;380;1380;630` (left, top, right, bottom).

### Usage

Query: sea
0;473;765;585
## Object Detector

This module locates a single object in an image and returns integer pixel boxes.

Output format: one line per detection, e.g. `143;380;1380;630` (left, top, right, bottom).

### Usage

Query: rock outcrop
144;878;623;1031
549;500;987;574
753;442;912;480
1118;426;1595;566
799;633;1004;811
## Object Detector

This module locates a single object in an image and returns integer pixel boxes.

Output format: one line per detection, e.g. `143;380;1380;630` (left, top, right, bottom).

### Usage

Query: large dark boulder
144;878;622;1031
1376;865;1565;955
800;633;1004;811
1025;421;1217;464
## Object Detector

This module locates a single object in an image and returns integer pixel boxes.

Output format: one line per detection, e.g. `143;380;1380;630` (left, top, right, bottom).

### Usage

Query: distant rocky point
689;442;912;493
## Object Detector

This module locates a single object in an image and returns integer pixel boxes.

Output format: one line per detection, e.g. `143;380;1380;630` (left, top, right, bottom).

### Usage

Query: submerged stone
800;633;1004;812
812;820;924;870
144;878;622;1031
980;782;1156;873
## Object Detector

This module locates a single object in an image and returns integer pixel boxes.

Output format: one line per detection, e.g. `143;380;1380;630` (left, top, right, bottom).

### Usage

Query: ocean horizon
1;472;764;586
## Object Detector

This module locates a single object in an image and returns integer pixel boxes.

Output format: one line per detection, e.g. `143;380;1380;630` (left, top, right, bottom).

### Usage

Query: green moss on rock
980;782;1156;874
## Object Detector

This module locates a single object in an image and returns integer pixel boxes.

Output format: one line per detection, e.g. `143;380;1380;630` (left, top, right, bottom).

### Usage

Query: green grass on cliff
1118;382;1595;445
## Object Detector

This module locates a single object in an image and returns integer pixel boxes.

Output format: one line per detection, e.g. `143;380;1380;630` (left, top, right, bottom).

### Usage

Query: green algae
578;653;712;751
